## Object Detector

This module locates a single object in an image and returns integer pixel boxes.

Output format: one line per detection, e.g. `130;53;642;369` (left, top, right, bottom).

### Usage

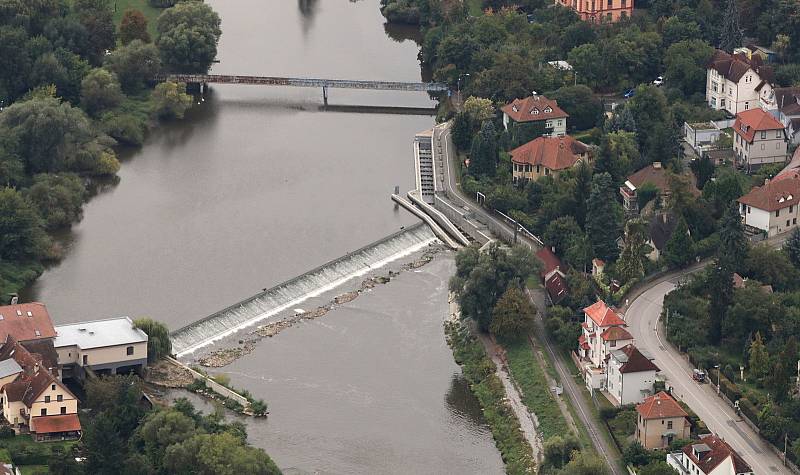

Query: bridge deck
161;74;448;92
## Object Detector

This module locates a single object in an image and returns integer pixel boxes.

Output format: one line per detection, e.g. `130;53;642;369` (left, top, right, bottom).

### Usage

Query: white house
706;50;775;116
578;300;633;391
667;434;754;475
732;108;788;170
738;169;800;236
606;344;659;406
54;317;148;379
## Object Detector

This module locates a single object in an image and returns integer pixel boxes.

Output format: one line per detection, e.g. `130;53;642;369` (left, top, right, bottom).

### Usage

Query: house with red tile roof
667;433;753;475
737;170;800;236
501;94;568;137
579;300;632;391
0;336;81;441
620;162;700;216
535;248;569;304
606;343;659;405
635;391;690;449
706;50;774;115
0;303;57;344
510;135;589;182
733;108;788;170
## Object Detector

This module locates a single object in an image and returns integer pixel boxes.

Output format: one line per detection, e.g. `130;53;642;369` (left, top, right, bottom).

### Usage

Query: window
794;218;797;225
51;384;55;391
761;144;765;150
748;206;751;214
40;408;46;416
712;82;718;92
745;102;750;110
44;396;50;403
777;130;783;138
790;205;794;213
60;407;66;415
787;220;790;227
82;355;88;365
611;340;617;347
607;0;612;6
721;98;726;107
761;131;767;139
776;209;781;217
57;395;62;402
126;346;134;356
621;0;626;8
667;421;673;429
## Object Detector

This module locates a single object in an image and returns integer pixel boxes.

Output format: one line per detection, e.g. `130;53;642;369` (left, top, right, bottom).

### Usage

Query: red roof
680;434;752;474
0;303;56;342
733;108;785;143
636;391;687;419
738;173;800;212
544;272;568;304
600;326;633;342
613;344;660;374
584;300;625;327
510;135;588;171
536;248;562;277
30;414;81;434
501;95;568;124
578;334;590;350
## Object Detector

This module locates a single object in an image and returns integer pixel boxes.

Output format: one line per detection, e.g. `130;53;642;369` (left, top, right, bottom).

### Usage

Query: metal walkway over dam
161;74;449;104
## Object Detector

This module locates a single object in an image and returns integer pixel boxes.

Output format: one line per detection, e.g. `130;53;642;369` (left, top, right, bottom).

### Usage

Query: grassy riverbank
504;341;572;441
445;320;535;475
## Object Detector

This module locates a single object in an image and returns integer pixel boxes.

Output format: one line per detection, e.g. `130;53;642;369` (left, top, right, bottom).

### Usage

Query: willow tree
133;318;172;362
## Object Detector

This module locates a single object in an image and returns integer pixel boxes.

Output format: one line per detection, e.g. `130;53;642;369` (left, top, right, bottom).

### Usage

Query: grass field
111;0;164;39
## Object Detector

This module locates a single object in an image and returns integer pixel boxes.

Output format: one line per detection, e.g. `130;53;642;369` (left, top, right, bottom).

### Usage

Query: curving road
627;280;791;474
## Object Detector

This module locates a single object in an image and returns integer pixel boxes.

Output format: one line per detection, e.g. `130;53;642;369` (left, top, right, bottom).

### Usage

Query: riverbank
445;311;537;474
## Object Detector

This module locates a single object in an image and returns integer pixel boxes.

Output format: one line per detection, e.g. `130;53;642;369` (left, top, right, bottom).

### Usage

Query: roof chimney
765;178;770;186
653;162;662;169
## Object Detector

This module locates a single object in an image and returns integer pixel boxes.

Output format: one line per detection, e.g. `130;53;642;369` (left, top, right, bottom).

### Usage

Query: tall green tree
0;187;50;262
748;331;769;382
156;1;222;73
616;219;649;282
707;258;733;345
80;68;123;117
663;217;695;268
469;120;498;177
573;161;592;227
489;286;536;341
785;227;800;268
586;173;623;262
104;39;162;93
719;201;748;270
720;0;743;53
133;318;173;362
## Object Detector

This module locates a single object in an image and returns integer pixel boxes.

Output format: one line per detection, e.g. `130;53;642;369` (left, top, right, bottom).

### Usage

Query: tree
156;1;222;73
720;0;743;53
560;450;609;475
120;9;151;45
639;461;679;475
73;0;117;64
785;227;800;268
104;40;162;93
469;121;498;177
80;68;123;116
0;187;50;262
139;410;197;468
622;441;650;467
451;112;473;151
543;435;580;469
707;259;733;344
548;85;602;131
573;161;592;227
616;219;649;282
133;318;173;362
748;331;769;381
664;39;715;97
586;173;622;262
462;96;495;122
544;216;583;256
23;173;86;230
0;97;111;175
489;286;536;341
84;411;127;475
663;217;694;269
690;154;714;190
163;432;281;475
718;201;748;270
152;81;193;119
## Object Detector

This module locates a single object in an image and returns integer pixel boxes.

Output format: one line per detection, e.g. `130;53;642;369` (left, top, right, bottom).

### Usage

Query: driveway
626;280;791;474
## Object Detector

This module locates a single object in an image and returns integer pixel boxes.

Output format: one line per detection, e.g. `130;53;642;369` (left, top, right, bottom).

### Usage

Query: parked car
692;369;706;383
623;89;636;98
653;76;664;87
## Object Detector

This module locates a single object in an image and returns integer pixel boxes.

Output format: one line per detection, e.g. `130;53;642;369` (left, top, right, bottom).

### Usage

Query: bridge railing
156;74;448;92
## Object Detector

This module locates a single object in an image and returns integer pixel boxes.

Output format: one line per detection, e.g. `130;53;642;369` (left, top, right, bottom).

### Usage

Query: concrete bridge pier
322;85;328;106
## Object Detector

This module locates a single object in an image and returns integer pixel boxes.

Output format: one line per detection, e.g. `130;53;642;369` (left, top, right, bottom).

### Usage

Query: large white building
738;169;800;236
54;316;148;378
706;50;775;116
606;344;660;405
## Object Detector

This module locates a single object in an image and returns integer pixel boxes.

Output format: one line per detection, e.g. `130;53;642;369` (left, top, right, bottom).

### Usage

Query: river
22;0;504;472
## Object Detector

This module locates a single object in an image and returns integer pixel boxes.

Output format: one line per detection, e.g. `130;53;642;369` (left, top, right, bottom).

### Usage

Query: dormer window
512;105;518;112
531;108;540;115
544;106;552;113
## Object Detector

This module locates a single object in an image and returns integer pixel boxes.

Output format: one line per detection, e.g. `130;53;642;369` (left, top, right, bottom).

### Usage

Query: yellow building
510;135;589;182
635;391;691;449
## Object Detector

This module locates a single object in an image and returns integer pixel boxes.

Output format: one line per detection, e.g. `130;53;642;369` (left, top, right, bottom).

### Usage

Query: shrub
0;426;15;439
599;405;619;420
223;398;243;412
186;378;207;392
249;399;268;416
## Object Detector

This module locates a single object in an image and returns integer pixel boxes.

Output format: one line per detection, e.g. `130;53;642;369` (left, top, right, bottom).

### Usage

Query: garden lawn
112;0;163;39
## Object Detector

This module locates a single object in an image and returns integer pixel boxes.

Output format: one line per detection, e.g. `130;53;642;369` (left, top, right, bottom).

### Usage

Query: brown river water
23;1;504;472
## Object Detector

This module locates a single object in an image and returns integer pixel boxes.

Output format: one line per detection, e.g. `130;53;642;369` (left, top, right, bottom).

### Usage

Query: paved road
433;122;625;475
626;280;791;474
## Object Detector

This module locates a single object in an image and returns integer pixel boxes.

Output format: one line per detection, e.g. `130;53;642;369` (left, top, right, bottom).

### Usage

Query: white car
653;76;664;87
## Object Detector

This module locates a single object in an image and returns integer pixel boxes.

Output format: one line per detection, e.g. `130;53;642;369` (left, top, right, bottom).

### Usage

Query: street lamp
714;364;721;395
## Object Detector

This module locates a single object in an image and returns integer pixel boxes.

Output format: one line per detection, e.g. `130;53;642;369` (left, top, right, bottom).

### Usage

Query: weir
171;223;438;356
